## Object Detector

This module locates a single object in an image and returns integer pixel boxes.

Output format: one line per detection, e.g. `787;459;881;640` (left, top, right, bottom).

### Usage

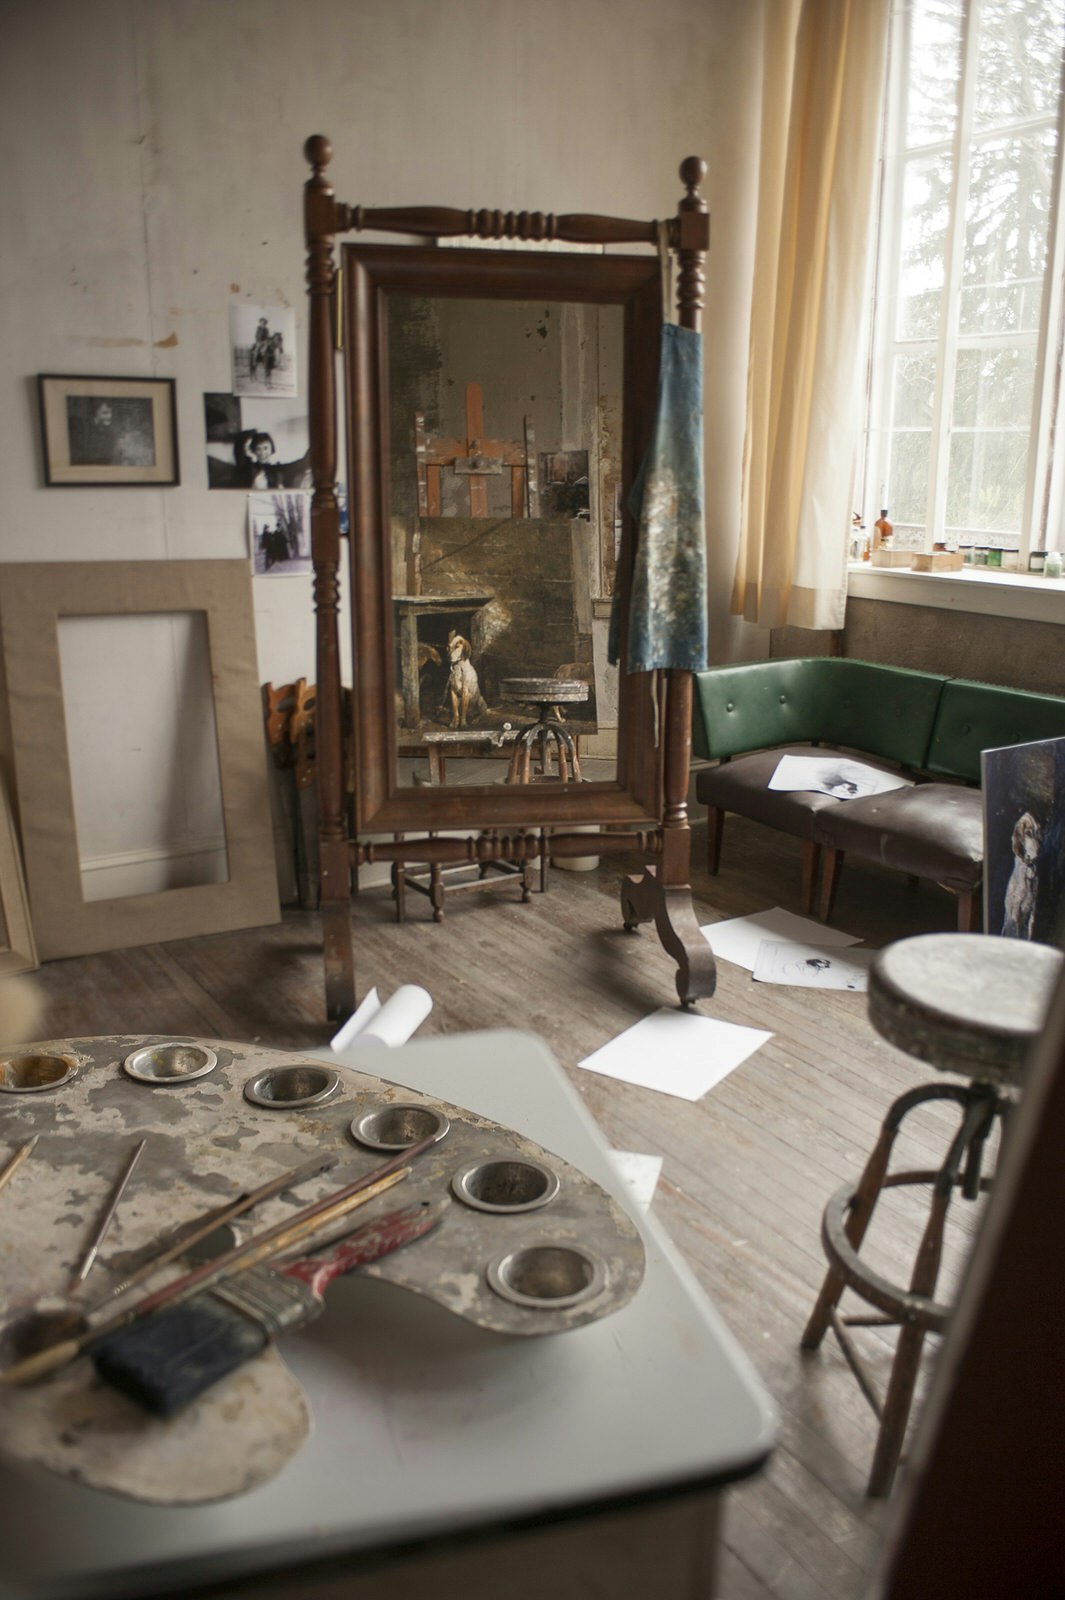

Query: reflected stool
501;678;588;786
801;932;1062;1497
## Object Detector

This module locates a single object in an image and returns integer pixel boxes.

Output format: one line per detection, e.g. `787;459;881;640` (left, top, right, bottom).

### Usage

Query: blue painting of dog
982;736;1065;946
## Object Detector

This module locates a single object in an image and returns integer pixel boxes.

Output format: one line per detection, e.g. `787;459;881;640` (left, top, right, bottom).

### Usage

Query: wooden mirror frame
304;136;717;1019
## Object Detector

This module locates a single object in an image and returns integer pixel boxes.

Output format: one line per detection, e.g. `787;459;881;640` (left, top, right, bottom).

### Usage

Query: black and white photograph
37;374;179;486
204;392;310;490
982;735;1065;946
248;490;311;575
230;302;297;398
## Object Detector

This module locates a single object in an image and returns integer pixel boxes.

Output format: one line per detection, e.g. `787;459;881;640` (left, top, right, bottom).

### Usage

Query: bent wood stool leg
799;1085;950;1351
804;1081;1001;1496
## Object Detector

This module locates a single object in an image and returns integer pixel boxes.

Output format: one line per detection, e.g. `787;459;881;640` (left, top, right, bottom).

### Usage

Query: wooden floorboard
18;816;993;1599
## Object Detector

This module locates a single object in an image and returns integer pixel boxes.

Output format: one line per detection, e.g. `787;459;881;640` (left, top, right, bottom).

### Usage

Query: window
864;0;1065;566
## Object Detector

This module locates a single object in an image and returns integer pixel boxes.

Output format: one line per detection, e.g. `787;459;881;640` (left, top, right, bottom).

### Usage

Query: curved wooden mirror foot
620;867;717;1008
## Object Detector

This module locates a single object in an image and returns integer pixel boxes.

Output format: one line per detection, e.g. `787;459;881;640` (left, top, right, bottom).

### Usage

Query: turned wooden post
660;157;709;888
304;134;355;1018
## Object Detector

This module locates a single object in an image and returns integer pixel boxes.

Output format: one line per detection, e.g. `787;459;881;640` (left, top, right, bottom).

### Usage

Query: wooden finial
304;134;333;173
679;156;707;197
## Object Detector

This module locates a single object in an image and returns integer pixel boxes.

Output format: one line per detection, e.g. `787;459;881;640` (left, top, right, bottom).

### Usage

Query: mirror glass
385;293;623;793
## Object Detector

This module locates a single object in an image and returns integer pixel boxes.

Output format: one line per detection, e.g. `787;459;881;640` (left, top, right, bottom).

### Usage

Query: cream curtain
732;0;890;630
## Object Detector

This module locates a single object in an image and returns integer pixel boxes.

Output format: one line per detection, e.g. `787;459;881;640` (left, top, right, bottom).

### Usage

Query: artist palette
0;1034;644;1504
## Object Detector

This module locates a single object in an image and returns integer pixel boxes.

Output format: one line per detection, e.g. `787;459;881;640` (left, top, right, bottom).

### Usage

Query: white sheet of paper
609;1150;664;1209
577;1008;772;1102
768;753;912;799
752;940;876;991
701;908;861;972
330;984;433;1058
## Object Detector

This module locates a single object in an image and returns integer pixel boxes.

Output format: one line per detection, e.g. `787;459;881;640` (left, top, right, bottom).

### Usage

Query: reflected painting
385;294;623;789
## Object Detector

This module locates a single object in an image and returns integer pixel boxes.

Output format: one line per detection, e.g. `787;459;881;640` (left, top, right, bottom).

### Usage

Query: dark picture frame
38;374;179;487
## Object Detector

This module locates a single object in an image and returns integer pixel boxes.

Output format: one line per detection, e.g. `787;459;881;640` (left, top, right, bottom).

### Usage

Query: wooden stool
801;932;1063;1496
500;677;588;786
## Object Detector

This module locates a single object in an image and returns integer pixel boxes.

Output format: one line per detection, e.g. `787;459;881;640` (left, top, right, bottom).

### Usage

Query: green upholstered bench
692;659;1065;929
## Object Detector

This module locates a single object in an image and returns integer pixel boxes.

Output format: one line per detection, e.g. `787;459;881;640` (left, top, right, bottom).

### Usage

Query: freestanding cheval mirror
302;134;716;1019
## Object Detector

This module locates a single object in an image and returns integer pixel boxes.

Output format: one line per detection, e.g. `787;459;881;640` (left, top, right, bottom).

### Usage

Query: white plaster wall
0;0;764;885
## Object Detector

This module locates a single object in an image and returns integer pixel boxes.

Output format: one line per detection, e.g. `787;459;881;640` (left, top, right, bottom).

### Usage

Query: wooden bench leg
955;891;978;932
801;841;821;917
820;846;843;922
706;807;724;874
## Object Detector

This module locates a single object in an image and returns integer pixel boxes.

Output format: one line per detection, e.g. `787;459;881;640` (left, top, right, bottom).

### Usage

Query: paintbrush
0;1135;38;1196
90;1149;339;1307
68;1137;147;1292
93;1196;447;1416
1;1131;441;1386
0;1166;411;1387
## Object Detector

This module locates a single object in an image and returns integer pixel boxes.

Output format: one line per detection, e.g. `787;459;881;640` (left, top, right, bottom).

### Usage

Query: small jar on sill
1044;550;1064;579
1029;550;1048;574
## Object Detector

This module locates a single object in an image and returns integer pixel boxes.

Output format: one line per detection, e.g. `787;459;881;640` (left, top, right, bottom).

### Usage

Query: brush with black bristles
92;1196;447;1417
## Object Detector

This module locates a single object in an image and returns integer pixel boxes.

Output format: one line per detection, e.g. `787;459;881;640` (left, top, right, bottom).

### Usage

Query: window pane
960;131;1056;335
892;351;937;428
888;428;932;529
898;155;953;338
907;0;964;147
946;430;1030;539
973;0;1065;133
952;343;1036;427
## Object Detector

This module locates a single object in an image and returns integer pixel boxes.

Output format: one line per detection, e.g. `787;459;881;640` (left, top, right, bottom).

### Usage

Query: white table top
1;1029;776;1598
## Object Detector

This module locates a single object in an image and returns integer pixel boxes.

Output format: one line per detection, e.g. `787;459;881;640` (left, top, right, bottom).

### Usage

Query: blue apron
610;322;708;674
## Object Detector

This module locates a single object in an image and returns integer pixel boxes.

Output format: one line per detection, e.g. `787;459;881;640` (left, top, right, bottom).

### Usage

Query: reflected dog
446;632;487;729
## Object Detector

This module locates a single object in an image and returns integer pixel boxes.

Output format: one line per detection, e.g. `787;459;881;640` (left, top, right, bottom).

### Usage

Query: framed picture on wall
37;374;179;486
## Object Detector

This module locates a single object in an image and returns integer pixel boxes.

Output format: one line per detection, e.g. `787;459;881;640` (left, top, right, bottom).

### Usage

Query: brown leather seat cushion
812;782;984;892
695;746;903;841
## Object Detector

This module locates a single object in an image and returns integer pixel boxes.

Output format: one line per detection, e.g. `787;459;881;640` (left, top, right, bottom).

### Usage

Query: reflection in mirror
386;294;622;792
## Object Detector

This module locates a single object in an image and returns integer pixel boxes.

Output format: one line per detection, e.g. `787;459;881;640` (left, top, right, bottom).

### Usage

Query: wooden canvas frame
37;374;179;487
0;775;37;975
0;561;280;961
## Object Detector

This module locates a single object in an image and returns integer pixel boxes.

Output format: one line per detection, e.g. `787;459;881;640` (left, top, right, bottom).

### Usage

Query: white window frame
863;0;1065;568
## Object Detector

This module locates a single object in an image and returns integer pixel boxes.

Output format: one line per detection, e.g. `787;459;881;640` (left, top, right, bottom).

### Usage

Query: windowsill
846;562;1065;625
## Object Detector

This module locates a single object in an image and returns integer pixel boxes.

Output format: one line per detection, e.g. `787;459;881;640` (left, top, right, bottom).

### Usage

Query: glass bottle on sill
873;508;893;550
1045;550;1063;579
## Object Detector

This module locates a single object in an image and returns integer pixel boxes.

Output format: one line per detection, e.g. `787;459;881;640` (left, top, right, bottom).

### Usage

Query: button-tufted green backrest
692;658;947;767
927;678;1065;782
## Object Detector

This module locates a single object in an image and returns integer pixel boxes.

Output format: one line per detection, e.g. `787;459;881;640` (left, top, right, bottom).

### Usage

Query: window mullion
928;0;980;547
1028;47;1065;558
867;0;911;529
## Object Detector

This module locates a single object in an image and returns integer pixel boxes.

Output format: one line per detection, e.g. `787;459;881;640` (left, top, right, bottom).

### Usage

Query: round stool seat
869;933;1062;1086
500;678;589;706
